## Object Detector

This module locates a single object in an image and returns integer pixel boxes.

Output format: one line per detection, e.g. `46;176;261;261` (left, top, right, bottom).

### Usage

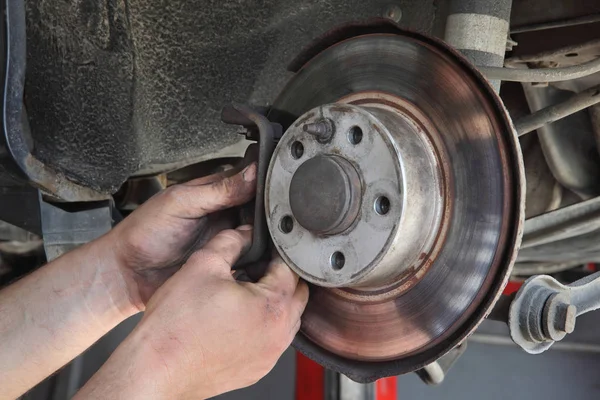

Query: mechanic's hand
76;226;309;400
104;163;257;308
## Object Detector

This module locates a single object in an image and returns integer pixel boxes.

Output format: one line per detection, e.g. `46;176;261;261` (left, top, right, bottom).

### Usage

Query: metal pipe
339;375;374;400
469;333;600;353
511;13;600;34
520;81;600;197
512;261;588;276
515;84;600;136
480;57;600;82
505;39;600;65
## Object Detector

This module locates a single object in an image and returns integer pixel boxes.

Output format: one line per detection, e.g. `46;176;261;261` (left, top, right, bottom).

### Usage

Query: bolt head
554;303;577;334
302;119;334;143
564;305;576;334
385;5;402;22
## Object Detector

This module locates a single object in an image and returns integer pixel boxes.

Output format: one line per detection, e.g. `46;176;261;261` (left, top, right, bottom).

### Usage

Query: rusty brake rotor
265;23;524;382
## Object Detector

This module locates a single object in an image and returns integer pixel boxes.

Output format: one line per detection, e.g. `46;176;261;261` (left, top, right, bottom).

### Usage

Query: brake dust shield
265;24;524;382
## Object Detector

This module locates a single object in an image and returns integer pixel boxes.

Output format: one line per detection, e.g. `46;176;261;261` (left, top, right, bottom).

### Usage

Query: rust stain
371;123;383;135
394;265;416;282
329;104;354;113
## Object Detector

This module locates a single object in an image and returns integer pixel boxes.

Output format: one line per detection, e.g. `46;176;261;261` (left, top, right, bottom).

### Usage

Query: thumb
185;225;254;277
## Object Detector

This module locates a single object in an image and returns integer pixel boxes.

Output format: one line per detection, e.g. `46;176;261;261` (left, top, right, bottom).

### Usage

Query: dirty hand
102;163;257;308
76;226;309;400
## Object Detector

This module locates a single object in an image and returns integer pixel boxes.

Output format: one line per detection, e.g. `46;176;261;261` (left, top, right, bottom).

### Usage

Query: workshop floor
216;342;600;400
57;313;600;400
213;315;600;400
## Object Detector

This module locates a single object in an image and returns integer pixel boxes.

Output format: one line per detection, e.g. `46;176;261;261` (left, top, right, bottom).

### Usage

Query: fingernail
242;163;257;182
237;224;254;231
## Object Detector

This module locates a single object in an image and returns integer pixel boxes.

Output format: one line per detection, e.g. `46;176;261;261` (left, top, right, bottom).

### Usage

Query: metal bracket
221;104;282;267
508;271;600;354
415;342;468;386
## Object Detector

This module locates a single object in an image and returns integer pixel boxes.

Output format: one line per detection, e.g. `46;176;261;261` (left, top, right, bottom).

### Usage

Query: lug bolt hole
280;215;294;234
291;141;304;159
375;196;391;215
348;126;363;145
330;251;346;270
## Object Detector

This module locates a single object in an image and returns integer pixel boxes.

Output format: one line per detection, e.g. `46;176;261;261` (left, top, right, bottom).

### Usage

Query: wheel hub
264;27;524;376
267;102;444;289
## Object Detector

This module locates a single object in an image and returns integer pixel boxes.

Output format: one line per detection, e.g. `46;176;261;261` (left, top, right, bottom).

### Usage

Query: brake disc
265;26;524;381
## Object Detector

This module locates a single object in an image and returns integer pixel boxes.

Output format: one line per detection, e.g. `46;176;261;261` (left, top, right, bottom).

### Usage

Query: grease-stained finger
167;163;256;219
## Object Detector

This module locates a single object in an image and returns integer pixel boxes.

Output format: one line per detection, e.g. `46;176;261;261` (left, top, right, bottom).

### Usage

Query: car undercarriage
2;0;600;396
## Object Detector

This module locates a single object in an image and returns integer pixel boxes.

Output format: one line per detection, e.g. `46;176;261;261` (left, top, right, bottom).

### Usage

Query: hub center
289;155;361;235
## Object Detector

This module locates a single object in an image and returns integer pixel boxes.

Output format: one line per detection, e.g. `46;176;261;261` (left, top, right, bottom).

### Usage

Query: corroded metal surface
266;103;443;290
268;30;524;373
